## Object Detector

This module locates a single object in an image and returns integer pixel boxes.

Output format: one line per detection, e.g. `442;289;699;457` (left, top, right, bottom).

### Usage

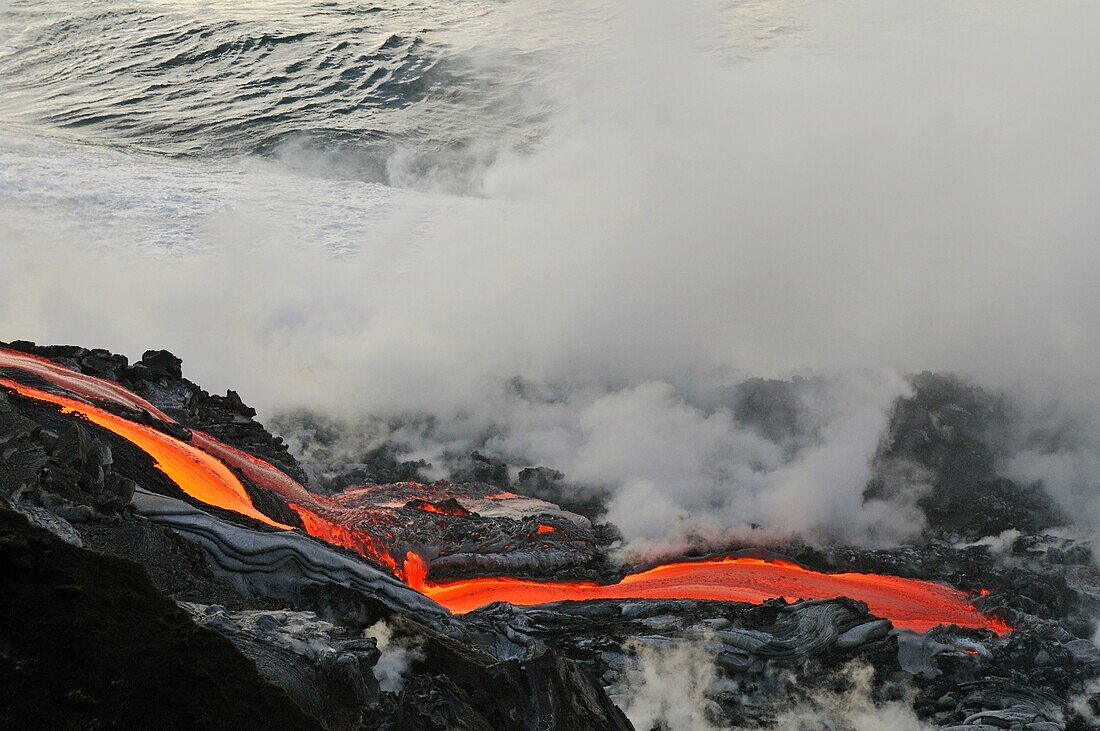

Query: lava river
0;347;1009;634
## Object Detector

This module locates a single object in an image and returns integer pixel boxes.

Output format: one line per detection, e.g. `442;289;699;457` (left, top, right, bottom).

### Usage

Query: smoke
610;638;726;731
1001;398;1100;535
770;662;930;731
362;620;423;693
591;372;916;553
3;1;1100;547
611;641;929;731
1069;677;1100;726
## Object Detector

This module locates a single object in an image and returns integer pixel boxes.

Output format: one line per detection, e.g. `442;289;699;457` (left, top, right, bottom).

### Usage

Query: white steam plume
362;619;423;694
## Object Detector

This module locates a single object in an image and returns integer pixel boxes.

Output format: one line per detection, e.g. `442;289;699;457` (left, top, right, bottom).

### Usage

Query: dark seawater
0;0;800;193
0;0;558;189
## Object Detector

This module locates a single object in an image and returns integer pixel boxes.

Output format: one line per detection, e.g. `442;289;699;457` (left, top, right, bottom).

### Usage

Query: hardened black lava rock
866;371;1066;540
2;339;308;486
0;508;321;730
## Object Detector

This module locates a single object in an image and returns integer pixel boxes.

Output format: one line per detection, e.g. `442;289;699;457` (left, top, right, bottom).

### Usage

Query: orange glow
0;349;175;422
0;349;1011;635
406;499;468;516
0;378;290;530
191;432;319;506
406;552;1008;634
290;504;401;574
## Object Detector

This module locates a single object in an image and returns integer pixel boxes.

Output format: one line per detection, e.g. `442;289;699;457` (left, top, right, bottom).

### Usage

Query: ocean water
0;0;803;189
0;0;548;178
0;0;803;252
0;0;564;252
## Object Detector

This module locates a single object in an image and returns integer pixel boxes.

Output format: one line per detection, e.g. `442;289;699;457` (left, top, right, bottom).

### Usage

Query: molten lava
403;553;1006;633
0;346;1010;635
0;377;290;529
289;504;401;574
405;498;469;517
0;349;178;422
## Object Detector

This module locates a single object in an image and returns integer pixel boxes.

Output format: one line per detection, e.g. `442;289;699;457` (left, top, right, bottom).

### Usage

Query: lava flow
404;552;1010;634
0;347;1009;634
0;377;290;529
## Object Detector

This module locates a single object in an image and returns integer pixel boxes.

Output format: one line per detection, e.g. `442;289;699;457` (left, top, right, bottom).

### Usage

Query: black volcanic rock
378;614;633;731
377;674;494;731
867;372;1065;540
136;348;183;380
488;648;634;730
9;341;1100;729
0;508;320;730
515;465;610;522
2;339;308;486
184;603;383;731
451;450;510;487
0;390;136;515
731;376;818;445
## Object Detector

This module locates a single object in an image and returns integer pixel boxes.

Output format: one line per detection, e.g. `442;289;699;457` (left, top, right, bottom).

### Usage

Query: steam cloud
3;1;1100;550
611;638;726;731
362;620;423;694
770;661;930;731
611;640;928;731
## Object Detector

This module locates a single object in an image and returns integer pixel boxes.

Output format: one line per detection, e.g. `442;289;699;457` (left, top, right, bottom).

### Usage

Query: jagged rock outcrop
2;340;307;484
365;614;633;731
183;603;382;731
867;372;1065;540
0;391;136;517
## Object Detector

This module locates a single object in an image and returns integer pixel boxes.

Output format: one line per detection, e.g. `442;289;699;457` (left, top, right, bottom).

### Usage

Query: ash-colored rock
183;603;380;731
131;488;449;621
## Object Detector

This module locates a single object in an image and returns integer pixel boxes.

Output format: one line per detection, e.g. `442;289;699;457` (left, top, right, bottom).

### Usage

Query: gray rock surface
131;488;449;621
182;603;381;731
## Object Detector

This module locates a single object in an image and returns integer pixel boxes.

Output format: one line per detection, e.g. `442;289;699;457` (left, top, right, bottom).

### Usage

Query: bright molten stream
0;377;290;529
1;347;1009;634
404;552;1010;634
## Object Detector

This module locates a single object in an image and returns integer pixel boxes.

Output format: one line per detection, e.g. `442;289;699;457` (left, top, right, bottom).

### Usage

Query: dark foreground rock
0;354;636;730
0;508;321;730
6;342;1100;729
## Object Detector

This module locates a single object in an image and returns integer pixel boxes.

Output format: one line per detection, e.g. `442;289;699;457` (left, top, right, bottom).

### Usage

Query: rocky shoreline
3;341;1100;729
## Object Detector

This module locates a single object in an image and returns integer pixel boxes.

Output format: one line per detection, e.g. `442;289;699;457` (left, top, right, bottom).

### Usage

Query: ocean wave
0;1;543;187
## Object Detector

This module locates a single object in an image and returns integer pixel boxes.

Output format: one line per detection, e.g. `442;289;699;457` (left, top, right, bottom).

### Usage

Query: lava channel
403;552;1009;634
0;347;1009;634
0;377;290;529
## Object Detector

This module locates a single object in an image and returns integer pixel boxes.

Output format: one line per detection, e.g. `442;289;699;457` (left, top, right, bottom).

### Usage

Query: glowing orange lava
290;504;401;574
191;432;319;506
0;349;176;422
0;347;1011;635
0;377;290;529
405;552;1007;634
407;499;468;516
